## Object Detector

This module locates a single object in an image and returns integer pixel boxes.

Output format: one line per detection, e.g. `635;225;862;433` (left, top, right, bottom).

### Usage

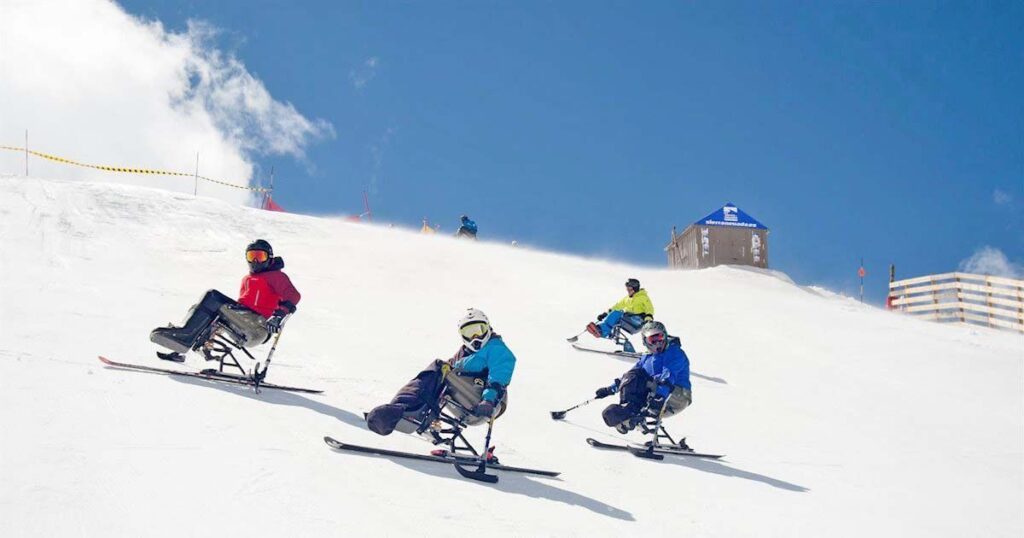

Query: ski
586;437;723;459
97;356;323;394
323;436;560;478
570;344;640;360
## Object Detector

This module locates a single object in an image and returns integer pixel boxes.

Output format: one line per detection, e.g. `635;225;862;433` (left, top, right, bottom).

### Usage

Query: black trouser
366;360;447;436
187;290;236;328
601;367;653;427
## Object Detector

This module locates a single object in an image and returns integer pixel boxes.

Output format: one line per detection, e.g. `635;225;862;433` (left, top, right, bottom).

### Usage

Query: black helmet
245;239;273;272
246;239;273;257
640;321;668;353
625;278;640;291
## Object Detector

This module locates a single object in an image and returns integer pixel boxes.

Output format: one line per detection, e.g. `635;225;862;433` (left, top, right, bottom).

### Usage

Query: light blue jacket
454;336;516;402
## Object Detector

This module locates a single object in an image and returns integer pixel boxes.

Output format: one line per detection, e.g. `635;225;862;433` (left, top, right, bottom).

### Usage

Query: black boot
150;326;198;353
156;351;185;363
365;404;407;436
602;403;639;430
149;290;229;352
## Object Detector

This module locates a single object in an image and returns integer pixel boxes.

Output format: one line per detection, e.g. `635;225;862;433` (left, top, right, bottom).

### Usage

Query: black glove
643;314;653;323
266;309;286;333
596;378;621;399
473;399;496;417
597;312;608;321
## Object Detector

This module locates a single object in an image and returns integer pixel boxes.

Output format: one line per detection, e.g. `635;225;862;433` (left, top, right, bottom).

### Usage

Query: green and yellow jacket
608;289;654;318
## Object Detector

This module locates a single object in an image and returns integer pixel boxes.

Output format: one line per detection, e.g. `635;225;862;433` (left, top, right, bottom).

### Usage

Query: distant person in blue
366;308;516;436
455;214;478;239
594;321;692;434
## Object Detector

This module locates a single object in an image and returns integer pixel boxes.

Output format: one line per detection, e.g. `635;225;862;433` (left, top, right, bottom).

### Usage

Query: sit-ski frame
406;383;489;458
633;395;691;453
195;313;284;391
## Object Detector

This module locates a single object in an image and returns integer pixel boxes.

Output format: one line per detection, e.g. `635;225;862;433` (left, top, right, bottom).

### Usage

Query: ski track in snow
1;177;1022;537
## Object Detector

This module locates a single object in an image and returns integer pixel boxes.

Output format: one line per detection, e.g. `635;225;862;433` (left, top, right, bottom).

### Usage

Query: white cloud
349;56;379;90
0;0;332;205
368;126;395;196
993;188;1012;206
958;246;1023;279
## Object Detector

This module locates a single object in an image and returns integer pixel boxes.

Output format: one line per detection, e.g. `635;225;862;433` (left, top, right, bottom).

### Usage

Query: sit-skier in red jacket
239;242;301;318
150;239;301;361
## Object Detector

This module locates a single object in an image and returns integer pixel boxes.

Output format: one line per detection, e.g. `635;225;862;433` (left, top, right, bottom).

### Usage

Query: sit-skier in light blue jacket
453;335;516;402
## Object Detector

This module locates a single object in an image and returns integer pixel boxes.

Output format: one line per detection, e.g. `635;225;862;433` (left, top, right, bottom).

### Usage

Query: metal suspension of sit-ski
414;383;491;459
454;413;498;483
629;394;675;459
609;324;636;353
197;314;289;393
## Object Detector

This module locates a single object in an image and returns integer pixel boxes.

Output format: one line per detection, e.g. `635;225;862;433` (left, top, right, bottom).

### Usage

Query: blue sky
118;1;1022;302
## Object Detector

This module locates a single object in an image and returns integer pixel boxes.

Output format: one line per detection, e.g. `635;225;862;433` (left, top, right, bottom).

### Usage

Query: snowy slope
1;176;1021;537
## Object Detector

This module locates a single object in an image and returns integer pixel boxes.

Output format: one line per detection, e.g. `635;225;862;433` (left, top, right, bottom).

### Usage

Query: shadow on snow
651;453;809;492
376;454;635;522
167;374;366;429
561;420;808;493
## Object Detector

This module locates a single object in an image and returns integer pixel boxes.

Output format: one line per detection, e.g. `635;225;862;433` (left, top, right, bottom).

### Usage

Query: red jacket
238;259;301;318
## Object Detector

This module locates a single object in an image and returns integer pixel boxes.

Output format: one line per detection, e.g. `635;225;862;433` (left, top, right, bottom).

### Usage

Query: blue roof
694;203;768;230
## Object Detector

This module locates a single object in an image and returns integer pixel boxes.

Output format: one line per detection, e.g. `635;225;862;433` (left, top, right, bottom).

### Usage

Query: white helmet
640;321;669;353
458;308;492;352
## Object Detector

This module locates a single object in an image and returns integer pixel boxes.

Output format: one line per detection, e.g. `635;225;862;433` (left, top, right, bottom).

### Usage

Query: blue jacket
459;217;478;235
453;335;516;402
633;338;691;396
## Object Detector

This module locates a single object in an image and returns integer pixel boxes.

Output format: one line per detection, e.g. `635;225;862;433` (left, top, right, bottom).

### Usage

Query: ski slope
1;176;1021;537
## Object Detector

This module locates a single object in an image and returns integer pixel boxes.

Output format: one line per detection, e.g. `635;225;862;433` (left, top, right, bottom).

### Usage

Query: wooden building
666;203;769;270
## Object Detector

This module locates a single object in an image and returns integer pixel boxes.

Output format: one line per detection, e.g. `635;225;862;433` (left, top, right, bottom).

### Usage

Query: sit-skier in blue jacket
596;321;692;432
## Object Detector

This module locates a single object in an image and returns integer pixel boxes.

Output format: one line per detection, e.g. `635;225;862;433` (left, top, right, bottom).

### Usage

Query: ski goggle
246;250;269;263
645;332;666;347
460;322;490;341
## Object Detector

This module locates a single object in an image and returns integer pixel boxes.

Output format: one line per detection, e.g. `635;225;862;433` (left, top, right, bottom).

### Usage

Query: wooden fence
888;272;1024;333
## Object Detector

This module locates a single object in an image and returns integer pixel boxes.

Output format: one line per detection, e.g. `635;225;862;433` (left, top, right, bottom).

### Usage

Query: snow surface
1;176;1022;537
